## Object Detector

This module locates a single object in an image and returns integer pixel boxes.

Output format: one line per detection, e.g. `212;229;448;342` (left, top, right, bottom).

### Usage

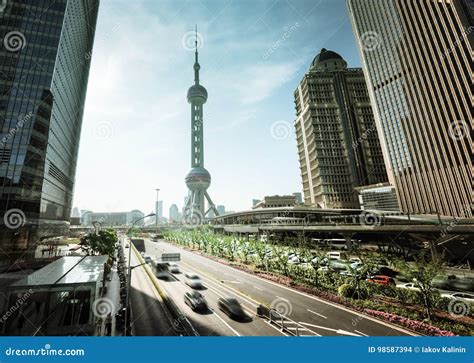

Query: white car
185;273;203;289
168;263;180;273
396;282;420;291
441;292;474;303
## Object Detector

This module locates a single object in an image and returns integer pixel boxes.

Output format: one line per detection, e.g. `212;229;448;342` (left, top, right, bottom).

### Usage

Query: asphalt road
124;238;176;336
145;239;416;337
143;241;285;336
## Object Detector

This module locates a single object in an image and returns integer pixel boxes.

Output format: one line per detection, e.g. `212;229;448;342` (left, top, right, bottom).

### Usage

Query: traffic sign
161;253;180;262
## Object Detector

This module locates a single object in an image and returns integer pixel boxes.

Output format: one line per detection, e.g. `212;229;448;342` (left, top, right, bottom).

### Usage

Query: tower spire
194;24;200;85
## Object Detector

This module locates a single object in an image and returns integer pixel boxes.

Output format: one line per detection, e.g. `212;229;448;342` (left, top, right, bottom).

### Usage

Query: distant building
71;208;80;218
216;205;225;216
253;195;296;209
169;204;180;223
355;183;399;212
70;207;81;225
293;193;303;205
294;48;388;209
252;199;260;207
82;210;145;227
347;0;472;217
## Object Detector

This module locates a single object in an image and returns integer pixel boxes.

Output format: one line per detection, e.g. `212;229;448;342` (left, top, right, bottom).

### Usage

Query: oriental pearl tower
184;27;219;223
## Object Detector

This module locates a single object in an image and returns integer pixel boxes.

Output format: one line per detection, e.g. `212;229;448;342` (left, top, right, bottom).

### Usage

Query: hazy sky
73;0;362;217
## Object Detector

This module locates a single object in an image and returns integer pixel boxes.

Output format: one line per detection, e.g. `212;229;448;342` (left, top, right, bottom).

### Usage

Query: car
367;275;396;285
125;244;130;248
217;297;246;320
185;273;203;289
184;291;208;311
143;255;152;264
396;282;420;291
440;292;474;303
168;263;180;273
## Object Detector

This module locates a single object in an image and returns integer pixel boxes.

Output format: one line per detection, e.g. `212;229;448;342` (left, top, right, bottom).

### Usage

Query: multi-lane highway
142;239;416;337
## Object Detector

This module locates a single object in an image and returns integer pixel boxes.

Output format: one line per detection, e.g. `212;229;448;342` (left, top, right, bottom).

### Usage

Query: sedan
396;282;420;291
185;273;203;289
184;291;208;312
441;292;474;303
217;297;247;320
169;263;180;273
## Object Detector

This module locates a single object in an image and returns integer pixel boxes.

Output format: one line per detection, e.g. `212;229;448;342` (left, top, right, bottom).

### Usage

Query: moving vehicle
217;297;246;320
185;273;203;289
440;292;474;303
151;260;170;278
143;255;152;264
366;275;396;285
184;291;208;312
168;263;180;273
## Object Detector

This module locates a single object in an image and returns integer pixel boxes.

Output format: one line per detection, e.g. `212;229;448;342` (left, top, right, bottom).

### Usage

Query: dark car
217;297;246;320
184;291;208;312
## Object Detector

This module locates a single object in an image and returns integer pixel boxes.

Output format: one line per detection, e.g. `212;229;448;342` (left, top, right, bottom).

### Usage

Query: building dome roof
311;48;345;68
187;84;208;102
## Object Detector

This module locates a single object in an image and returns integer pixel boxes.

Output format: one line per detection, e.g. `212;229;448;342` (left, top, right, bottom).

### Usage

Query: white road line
298;322;360;336
354;330;368;337
275;296;290;301
210;310;241;337
264;320;289;336
307;309;328;319
253;285;263;291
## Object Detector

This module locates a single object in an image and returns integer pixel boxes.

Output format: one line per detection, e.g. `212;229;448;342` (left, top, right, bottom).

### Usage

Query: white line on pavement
354;330;368;337
307;309;328;319
210;309;241;337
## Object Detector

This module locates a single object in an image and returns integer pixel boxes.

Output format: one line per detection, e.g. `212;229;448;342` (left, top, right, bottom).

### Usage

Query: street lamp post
124;212;155;336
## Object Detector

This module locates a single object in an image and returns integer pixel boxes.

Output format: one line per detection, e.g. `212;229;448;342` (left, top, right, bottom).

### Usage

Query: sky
72;0;363;217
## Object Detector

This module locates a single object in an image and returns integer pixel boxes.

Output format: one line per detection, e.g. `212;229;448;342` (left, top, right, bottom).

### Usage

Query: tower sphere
185;166;211;191
187;84;208;103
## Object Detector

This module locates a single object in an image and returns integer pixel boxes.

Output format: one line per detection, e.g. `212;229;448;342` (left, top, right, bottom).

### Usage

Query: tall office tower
169;203;179;223
347;0;473;217
294;48;388;209
184;27;218;222
0;0;100;264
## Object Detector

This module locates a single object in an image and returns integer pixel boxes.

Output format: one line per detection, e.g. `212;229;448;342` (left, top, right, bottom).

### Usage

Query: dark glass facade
0;0;99;266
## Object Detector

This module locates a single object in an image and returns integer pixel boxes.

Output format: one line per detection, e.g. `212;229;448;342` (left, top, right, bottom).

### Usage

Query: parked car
184;291;208;311
217;297;246;320
440;292;474;303
396;282;420;291
185;273;203;289
367;275;396;285
168;263;180;273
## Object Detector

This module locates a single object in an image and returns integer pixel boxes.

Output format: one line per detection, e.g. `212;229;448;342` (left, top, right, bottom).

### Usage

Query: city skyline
72;0;363;215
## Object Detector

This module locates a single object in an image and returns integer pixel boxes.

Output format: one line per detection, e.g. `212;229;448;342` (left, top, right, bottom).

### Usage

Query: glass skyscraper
347;0;472;217
0;0;100;266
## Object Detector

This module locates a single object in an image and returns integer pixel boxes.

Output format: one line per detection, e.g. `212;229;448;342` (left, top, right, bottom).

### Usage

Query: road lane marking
354;330;368;336
307;309;327;319
253;286;263;291
275;296;290;301
298;322;361;336
210;309;241;336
